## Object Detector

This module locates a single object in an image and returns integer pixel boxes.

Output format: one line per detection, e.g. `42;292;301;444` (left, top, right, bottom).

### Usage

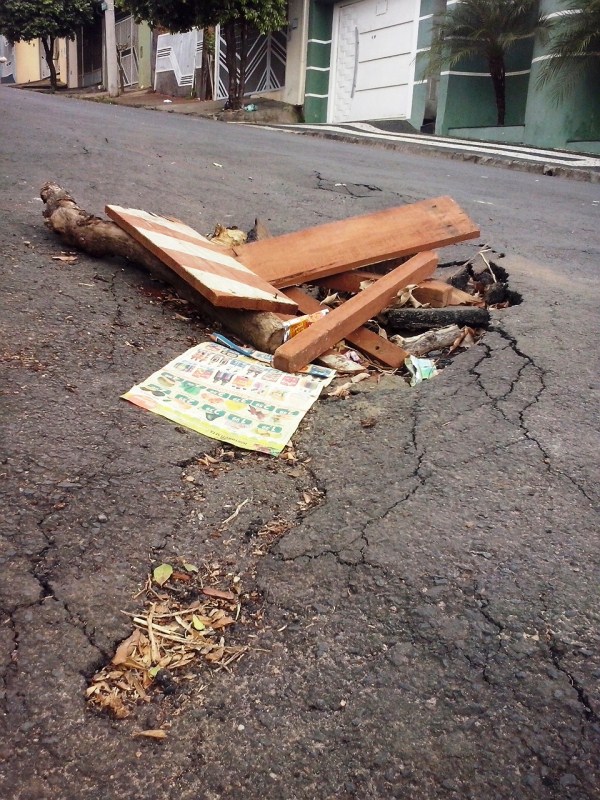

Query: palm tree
429;0;543;126
537;0;600;95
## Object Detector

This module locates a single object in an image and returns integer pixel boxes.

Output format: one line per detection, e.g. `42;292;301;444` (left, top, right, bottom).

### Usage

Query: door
330;0;418;122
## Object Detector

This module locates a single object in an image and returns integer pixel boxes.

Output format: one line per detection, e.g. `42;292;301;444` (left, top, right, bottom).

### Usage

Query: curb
259;128;600;184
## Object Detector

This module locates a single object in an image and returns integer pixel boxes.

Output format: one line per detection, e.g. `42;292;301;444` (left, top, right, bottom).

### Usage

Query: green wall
523;0;600;150
434;0;600;151
304;1;333;123
436;37;534;134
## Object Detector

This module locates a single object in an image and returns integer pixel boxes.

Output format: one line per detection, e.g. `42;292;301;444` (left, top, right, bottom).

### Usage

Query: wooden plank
234;196;479;288
411;279;454;308
273;252;438;373
282;287;408;369
315;270;381;294
105;205;298;313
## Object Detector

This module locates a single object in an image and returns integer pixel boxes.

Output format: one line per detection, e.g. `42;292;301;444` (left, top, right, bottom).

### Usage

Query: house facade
303;0;434;127
434;0;600;153
4;11;152;92
301;0;599;153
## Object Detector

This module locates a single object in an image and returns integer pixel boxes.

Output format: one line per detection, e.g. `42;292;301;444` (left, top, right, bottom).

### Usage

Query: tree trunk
197;28;213;100
238;22;248;102
489;55;506;126
40;182;287;353
223;21;241;109
41;36;58;92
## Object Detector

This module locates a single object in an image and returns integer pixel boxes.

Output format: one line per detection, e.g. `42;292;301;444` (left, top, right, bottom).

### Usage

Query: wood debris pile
42;183;504;379
86;562;262;719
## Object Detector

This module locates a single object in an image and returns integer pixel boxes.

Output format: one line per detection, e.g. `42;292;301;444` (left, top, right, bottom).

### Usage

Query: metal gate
215;25;286;101
115;14;139;87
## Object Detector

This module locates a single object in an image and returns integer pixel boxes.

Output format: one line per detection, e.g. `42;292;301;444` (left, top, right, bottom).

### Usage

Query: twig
479;249;497;283
219;498;250;529
147;603;161;664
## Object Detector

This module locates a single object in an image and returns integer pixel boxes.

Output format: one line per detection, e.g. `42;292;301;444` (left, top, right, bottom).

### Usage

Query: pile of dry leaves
87;560;262;719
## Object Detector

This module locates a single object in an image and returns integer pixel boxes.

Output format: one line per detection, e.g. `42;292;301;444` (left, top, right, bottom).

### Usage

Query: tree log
382;306;490;334
391;325;462;357
40;183;286;353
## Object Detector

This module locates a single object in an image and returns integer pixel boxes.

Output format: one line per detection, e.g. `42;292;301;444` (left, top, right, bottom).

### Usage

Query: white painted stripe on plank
185;266;295;303
308;38;332;45
111;206;209;242
305;92;329;99
307;65;330;71
142;229;255;273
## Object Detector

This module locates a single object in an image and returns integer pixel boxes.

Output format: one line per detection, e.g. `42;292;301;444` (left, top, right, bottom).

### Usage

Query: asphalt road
1;86;599;800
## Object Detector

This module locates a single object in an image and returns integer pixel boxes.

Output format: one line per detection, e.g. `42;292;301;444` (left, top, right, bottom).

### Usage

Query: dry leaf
112;630;142;666
134;729;168;740
171;571;191;582
202;587;236;601
52;254;78;263
211;616;235;630
205;647;225;663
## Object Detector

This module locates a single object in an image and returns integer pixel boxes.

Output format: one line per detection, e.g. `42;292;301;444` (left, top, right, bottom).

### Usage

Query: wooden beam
106;205;297;313
282;287;408;369
315;269;381;294
411;279;454;308
273;252;438;373
234;196;479;288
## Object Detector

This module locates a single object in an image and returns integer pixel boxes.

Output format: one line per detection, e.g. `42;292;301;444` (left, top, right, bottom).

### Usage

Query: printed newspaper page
122;342;335;455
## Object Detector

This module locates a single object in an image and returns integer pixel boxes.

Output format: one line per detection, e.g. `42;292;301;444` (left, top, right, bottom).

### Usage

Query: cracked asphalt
1;86;599;799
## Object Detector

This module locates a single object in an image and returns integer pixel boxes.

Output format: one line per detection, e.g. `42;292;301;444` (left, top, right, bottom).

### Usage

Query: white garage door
329;0;418;123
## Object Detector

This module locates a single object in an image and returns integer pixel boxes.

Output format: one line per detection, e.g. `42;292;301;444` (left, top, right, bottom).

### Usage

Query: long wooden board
282;287;408;369
273;252;438;373
234;196;478;288
315;269;382;294
106;205;298;313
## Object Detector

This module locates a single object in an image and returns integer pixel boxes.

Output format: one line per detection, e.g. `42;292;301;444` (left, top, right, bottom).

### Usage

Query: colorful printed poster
122;341;335;455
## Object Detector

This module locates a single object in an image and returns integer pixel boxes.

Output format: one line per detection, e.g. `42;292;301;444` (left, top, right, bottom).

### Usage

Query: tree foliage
537;0;600;94
429;0;543;126
120;0;287;107
0;0;96;90
120;0;285;35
